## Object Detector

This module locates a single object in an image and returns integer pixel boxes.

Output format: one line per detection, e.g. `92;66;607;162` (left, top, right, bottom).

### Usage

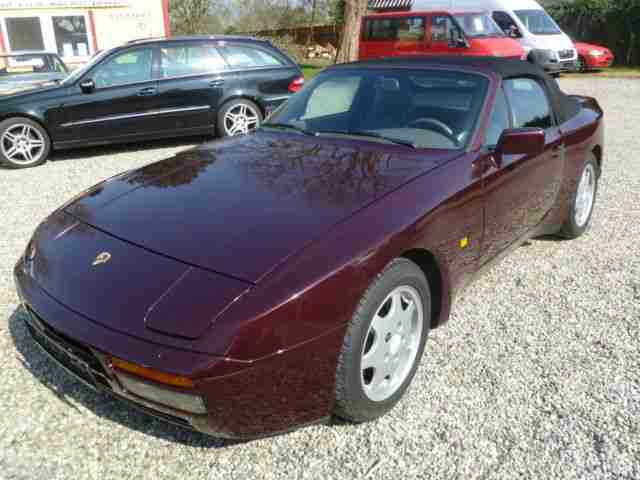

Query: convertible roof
331;56;580;124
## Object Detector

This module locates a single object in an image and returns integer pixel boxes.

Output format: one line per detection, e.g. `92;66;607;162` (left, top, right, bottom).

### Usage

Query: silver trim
60;105;211;128
264;95;290;102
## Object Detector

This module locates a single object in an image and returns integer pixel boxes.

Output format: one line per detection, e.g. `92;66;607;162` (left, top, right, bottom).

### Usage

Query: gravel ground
1;78;639;480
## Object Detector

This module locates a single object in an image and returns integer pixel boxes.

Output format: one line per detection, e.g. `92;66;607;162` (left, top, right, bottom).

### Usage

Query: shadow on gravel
48;135;212;163
8;306;238;449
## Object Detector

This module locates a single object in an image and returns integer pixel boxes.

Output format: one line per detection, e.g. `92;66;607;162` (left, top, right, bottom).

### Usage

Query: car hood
575;42;609;54
65;131;460;283
0;80;62;98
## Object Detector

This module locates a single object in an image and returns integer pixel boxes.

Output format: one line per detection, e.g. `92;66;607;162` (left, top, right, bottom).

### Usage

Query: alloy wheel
575;163;596;228
223;103;260;136
360;285;424;402
1;123;46;166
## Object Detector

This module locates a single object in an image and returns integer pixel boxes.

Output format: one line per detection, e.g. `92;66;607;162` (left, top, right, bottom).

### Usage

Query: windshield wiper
315;129;417;148
261;122;316;136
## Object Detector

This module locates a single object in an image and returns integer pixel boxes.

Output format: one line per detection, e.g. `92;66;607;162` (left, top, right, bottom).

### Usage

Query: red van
359;11;525;61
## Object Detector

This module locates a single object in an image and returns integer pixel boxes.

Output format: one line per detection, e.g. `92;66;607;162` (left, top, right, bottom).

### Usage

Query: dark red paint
14;61;604;439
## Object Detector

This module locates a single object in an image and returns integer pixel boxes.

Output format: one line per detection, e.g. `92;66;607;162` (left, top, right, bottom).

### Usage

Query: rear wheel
217;99;263;138
0;117;50;169
334;258;430;423
559;155;599;239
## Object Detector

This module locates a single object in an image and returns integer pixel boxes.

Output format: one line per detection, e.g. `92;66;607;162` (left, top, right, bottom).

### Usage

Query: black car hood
65;131;459;283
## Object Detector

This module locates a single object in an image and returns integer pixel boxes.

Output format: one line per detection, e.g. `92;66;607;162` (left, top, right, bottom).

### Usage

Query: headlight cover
589;49;604;57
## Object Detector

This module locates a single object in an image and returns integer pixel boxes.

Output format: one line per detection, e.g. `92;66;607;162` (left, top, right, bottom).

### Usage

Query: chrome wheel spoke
360;285;424;402
5;145;18;159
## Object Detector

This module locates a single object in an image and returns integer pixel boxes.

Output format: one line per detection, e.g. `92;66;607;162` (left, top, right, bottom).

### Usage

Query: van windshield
453;13;505;38
514;9;562;35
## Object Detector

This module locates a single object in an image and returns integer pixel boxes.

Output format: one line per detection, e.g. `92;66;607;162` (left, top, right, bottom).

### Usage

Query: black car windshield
61;49;112;84
0;54;63;76
514;9;562;35
453;13;505;38
264;68;489;150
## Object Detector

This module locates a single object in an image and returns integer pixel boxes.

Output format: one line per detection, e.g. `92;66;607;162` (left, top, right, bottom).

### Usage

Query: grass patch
300;64;323;80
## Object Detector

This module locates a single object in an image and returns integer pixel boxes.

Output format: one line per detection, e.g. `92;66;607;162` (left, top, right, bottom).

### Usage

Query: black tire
559;155;599;239
217;98;263;138
0;117;51;169
334;258;431;423
577;56;587;73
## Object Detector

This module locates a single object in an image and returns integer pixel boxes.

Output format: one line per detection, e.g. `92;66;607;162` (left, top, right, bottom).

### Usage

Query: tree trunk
336;0;368;63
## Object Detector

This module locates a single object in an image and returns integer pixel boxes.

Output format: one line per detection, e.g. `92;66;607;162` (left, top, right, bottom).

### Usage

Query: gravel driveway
1;78;639;480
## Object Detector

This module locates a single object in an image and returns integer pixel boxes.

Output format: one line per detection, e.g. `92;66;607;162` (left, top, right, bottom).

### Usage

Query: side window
160;44;227;78
219;45;283;69
364;17;425;41
303;76;361;119
504;78;553;129
51;56;67;73
93;48;153;88
492;12;519;36
431;15;452;42
485;88;511;147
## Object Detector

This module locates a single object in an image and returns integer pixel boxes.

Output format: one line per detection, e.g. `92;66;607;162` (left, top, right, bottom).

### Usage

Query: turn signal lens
288;76;305;93
111;357;194;389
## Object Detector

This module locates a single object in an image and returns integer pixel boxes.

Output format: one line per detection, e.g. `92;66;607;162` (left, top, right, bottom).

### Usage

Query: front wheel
217;99;263;138
334;258;430;423
0;117;51;169
559;155;599;239
577;56;587;73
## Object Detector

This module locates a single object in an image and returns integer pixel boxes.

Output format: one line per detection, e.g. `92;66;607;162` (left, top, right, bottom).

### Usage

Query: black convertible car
0;36;303;169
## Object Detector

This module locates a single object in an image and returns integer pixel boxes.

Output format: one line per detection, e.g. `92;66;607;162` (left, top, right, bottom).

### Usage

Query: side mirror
496;128;545;158
509;27;523;39
79;78;95;93
449;29;468;49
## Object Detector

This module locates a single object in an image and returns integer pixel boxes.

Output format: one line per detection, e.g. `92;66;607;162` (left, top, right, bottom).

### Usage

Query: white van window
492;11;521;37
514;10;561;35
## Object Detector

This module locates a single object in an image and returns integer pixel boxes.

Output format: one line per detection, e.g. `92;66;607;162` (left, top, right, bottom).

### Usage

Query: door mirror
507;26;523;38
496;128;545;156
449;28;468;49
79;78;95;93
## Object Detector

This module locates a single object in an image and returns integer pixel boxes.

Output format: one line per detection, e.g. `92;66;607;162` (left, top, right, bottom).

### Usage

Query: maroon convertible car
14;57;604;439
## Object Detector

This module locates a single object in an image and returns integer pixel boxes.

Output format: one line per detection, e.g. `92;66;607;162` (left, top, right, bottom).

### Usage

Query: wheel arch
219;94;267;118
592;144;603;176
400;248;447;330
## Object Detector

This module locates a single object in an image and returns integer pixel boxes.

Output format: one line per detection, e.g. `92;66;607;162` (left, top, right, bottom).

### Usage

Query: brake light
288;76;304;93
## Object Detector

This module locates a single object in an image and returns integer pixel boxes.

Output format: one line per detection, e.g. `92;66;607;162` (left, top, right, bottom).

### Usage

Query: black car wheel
218;99;263;138
334;258;431;423
559;155;599;239
0;117;51;169
577;56;587;73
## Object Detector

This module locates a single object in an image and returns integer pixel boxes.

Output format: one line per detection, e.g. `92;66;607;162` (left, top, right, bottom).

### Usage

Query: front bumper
585;54;614;69
532;49;577;73
14;261;344;439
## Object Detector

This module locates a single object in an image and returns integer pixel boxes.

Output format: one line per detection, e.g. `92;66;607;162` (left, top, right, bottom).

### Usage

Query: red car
575;42;615;72
15;57;604;439
359;11;524;60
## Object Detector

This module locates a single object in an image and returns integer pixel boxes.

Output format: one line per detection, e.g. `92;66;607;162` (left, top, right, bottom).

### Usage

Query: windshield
0;54;62;77
453;13;505;38
264;69;489;150
514;9;562;35
61;48;112;85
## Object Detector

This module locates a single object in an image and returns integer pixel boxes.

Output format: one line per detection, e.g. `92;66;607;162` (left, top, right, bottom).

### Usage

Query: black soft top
331;56;580;124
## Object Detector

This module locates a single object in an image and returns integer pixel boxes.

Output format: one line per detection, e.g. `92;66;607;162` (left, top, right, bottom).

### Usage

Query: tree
169;0;227;35
336;0;368;63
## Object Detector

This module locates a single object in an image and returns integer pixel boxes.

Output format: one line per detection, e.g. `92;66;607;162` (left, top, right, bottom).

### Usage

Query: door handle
138;86;157;96
209;78;225;88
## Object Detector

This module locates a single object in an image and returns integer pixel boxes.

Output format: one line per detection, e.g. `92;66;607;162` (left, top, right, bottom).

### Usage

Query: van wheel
0;118;50;169
217;99;262;137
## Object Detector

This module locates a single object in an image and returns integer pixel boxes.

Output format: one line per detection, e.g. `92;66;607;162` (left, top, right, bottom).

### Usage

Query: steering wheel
409;117;455;138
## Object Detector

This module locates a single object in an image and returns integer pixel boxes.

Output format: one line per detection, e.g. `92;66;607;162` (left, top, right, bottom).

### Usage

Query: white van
412;0;577;73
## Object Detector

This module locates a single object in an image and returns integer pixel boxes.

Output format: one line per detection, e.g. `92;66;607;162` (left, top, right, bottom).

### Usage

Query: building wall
0;0;169;65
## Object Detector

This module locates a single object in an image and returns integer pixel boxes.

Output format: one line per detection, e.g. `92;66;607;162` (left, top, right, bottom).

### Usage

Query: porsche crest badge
92;252;112;266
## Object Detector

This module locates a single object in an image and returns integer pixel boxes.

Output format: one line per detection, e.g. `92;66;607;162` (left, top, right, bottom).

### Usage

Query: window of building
53;16;90;58
5;17;45;51
160;44;227;78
